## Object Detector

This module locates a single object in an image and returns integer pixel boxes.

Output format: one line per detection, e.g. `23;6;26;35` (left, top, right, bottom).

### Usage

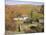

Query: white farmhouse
13;15;29;21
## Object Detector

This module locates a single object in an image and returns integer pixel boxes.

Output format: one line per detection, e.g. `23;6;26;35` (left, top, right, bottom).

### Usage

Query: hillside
5;4;43;31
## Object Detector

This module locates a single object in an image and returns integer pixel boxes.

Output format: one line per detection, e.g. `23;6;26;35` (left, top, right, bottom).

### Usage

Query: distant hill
5;4;42;15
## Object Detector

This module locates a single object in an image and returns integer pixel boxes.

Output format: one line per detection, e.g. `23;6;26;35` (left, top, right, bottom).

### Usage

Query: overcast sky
5;0;44;5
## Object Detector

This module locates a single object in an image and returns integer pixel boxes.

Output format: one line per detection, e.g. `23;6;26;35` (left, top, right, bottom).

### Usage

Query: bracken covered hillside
5;4;43;31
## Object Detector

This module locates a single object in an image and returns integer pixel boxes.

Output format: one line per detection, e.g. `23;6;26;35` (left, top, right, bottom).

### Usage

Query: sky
5;0;44;5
